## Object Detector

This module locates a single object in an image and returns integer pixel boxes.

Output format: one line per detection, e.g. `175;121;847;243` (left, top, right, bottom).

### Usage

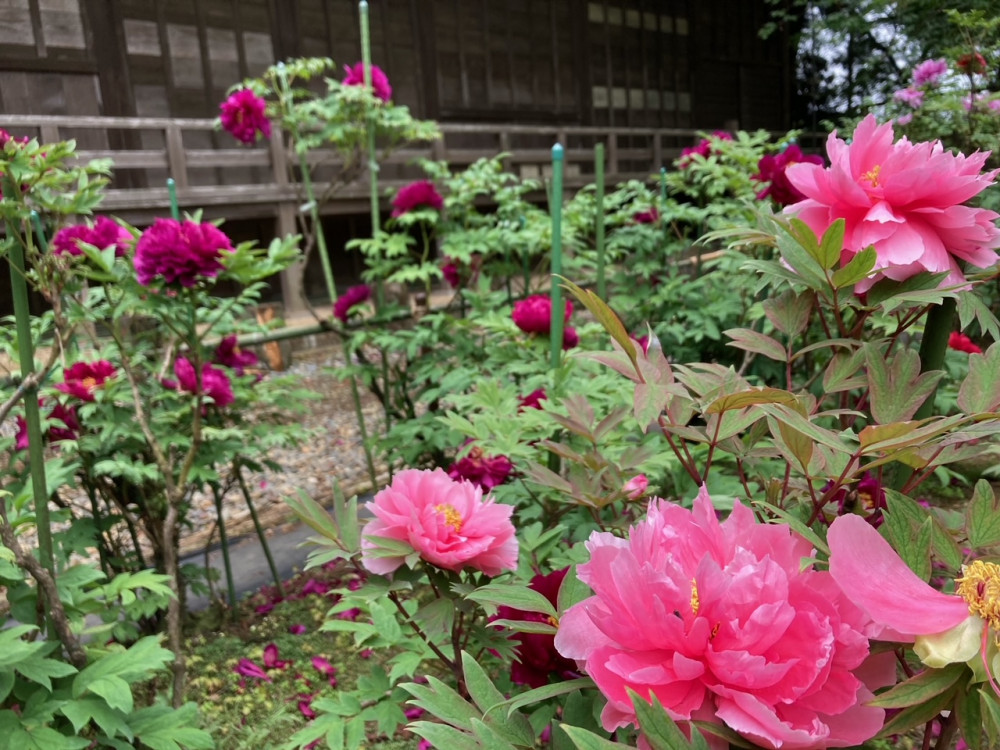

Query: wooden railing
0;115;746;224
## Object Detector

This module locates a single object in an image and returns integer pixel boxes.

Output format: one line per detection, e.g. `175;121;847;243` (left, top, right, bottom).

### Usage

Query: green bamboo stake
359;0;384;309
659;166;667;205
166;178;180;220
595;143;606;299
210;482;238;618
549;143;565;371
299;154;338;303
5;205;54;581
235;461;285;598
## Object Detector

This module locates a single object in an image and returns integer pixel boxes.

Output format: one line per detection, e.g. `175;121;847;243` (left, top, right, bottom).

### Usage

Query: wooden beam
411;0;439;119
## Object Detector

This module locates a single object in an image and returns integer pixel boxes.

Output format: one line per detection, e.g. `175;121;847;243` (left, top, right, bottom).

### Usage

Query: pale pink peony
361;468;518;577
892;87;924;109
555;487;896;750
912;58;948;87
828;514;985;668
785;114;1000;289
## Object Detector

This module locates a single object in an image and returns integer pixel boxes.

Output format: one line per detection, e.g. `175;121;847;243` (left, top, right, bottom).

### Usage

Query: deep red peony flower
753;144;825;206
518;388;547;411
343;62;392;102
219;88;271;144
949;331;983;354
957;52;988;74
441;260;460;288
512;294;572;336
56;360;117;402
52;216;132;258
333;284;372;323
633;206;659;224
15;400;80;450
391;180;444;218
447;441;513;490
172;357;234;408
679;131;732;167
495;568;578;687
213;334;259;375
134;219;234;287
361;468;518;577
555;487;896;749
785;114;1000;290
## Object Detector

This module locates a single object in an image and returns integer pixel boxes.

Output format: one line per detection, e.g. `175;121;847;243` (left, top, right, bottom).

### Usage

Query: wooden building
0;0;793;308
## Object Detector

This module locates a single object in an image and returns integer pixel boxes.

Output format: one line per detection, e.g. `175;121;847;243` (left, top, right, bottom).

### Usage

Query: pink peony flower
361;468;518;577
828;513;987;668
56;360;116;402
512;294;573;336
172;357;234;407
391;180;444;218
896;112;914;126
679;131;733;167
333;284;372;323
134;219;234;287
785;114;1000;290
949;331;983;354
754;144;825;206
912;58;948;87
289;624;307;635
219;88;271;144
893;87;924;108
518;388;547;411
622;474;648;500
555;487;896;749
212;334;258;375
262;643;290;670
447;440;513;490
343;62;392;102
234;658;272;682
52;216;132;258
298;699;317;720
495;568;577;687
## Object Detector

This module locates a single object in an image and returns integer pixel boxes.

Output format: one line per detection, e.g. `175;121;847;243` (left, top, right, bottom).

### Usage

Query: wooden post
607;131;619;179
165;123;188;189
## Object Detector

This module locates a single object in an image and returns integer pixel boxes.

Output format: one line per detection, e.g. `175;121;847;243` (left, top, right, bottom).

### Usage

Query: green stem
549;143;565;371
210;481;238;618
595;143;606;300
235;461;285;598
298;153;337;303
342;339;379;489
4;204;54;581
359;0;384;309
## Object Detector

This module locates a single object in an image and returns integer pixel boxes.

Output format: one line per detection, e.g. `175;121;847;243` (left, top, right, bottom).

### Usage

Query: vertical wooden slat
602;0;613;126
455;0;470;108
40;125;60;144
607;131;619;177
652;131;662;168
232;0;249;79
570;0;591;124
549;1;560;112
165;123;188;189
411;0;439;119
529;4;539;108
28;0;46;56
481;0;494;108
323;0;337;59
155;1;179;113
504;4;515;107
379;0;394;83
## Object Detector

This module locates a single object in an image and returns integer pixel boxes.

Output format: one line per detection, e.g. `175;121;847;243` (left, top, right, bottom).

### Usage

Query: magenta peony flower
753;144;825;206
172;357;234;408
441;260;460;288
219;88;271;144
893;87;924;108
56;360;117;402
949;331;983;354
829;513;986;668
234;658;271;682
134;219;234;287
213;335;258;375
518;388;547;411
391;180;444;218
447;440;513;490
562;325;579;349
361;468;518;577
14;399;80;450
633;206;659;224
495;568;577;687
289;624;307;635
333;284;372;322
555;487;896;749
912;58;948;87
343;62;392;102
785;114;1000;290
52;216;132;258
512;294;573;336
262;643;290;670
679;131;733;167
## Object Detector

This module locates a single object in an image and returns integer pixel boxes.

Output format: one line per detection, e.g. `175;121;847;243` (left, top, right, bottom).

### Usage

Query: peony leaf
967;479;1000;549
981;688;1000;749
956;683;983;750
830;245;877;289
466;582;557;618
868;663;966;709
557;724;632;750
502;677;595;718
958;343;1000;414
407;721;481;750
462;651;506;716
704;387;796;414
560;277;636;367
487;618;557;635
628;689;706;750
762;289;814;338
865;345;943;424
751;499;829;555
723;328;787;362
557;565;593;614
403;676;479;732
817;218;846;271
957;292;1000;345
286;489;342;544
876;682;960;738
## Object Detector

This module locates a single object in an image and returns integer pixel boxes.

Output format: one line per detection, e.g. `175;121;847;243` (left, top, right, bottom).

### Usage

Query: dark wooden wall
0;0;791;133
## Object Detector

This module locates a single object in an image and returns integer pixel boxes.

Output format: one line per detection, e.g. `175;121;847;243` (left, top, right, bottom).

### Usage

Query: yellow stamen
546;615;559;628
80;377;98;391
862;164;881;186
858;491;875;510
956;560;1000;629
690;578;700;617
435;503;463;532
